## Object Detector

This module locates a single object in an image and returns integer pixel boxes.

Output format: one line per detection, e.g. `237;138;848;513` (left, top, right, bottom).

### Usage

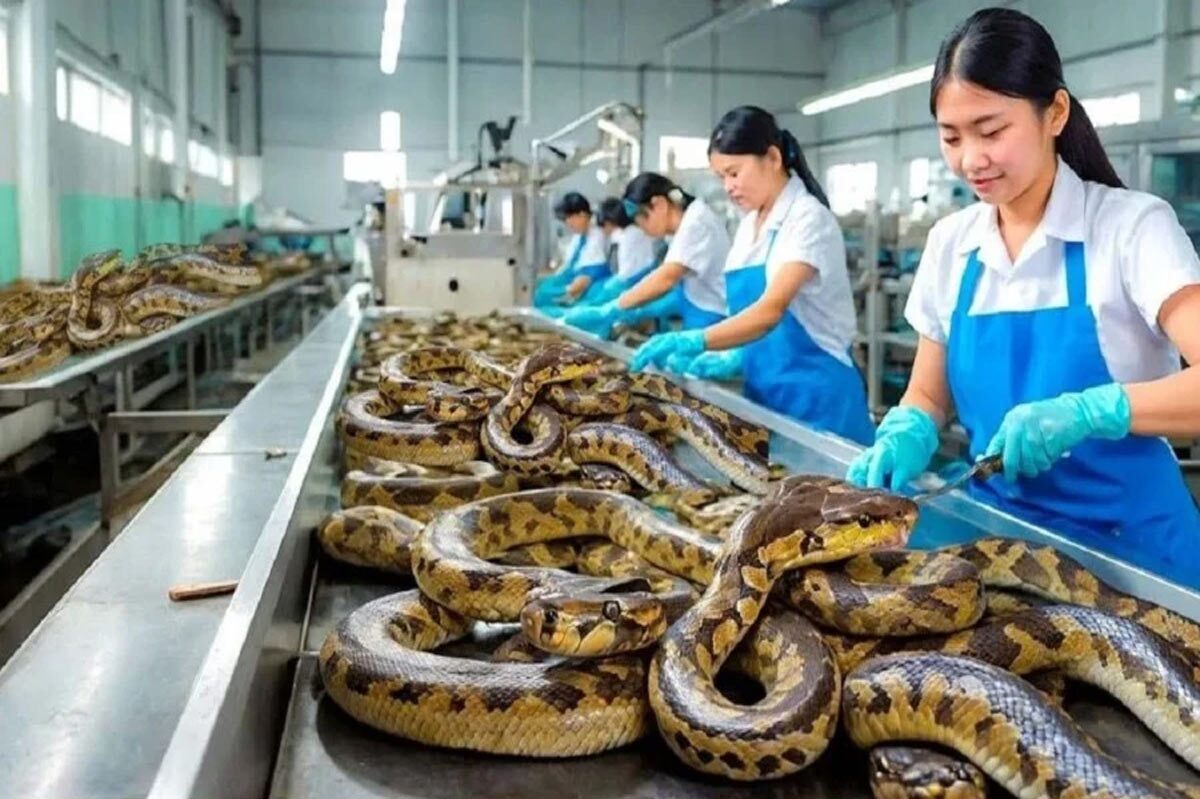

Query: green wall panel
0;185;19;286
58;195;238;277
58;195;139;278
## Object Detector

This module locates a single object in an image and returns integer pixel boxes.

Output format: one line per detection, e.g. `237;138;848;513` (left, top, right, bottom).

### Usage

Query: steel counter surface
0;286;365;799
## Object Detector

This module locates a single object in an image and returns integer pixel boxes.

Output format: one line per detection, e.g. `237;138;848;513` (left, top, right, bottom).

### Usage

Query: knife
913;454;1003;504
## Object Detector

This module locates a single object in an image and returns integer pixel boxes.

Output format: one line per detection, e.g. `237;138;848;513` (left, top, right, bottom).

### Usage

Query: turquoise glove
592;276;632;305
846;405;939;491
984;383;1130;482
664;351;698;375
684;348;744;381
562;300;622;337
629;329;706;372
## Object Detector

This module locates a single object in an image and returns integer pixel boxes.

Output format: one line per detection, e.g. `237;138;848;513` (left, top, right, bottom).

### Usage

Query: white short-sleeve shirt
905;158;1200;384
726;175;857;365
664;198;729;315
612;225;659;279
575;224;609;270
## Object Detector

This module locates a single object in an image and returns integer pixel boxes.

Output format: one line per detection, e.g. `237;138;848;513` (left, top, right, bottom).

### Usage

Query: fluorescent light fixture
800;63;934;116
380;110;401;151
770;0;791;6
379;0;407;75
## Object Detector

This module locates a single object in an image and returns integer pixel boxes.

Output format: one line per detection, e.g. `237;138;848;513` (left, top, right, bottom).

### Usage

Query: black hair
597;197;630;227
931;7;1123;188
708;106;829;208
622;172;694;211
553;191;591;219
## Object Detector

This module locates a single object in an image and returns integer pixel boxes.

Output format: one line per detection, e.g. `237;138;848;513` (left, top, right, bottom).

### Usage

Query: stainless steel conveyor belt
0;302;1197;799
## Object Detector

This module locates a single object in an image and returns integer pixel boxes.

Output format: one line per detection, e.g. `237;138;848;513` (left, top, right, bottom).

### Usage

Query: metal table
0;268;331;409
1;303;1197;799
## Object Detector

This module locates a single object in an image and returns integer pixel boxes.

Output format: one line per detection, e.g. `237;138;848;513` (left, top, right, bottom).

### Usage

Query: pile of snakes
321;314;1200;798
0;243;309;384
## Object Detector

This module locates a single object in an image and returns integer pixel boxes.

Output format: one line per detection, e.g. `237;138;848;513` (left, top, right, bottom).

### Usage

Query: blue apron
534;234;585;307
725;229;874;445
675;283;725;329
948;242;1200;587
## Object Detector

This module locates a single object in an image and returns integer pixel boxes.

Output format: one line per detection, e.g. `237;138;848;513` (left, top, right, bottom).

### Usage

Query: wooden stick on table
168;579;239;602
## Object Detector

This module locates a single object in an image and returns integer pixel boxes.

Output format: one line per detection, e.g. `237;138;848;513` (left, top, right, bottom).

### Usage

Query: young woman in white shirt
533;191;609;307
848;8;1200;586
561;173;728;338
630;106;874;445
587;197;662;305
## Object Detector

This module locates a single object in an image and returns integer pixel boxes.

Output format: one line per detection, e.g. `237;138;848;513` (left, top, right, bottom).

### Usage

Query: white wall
785;0;1200;208
240;0;826;227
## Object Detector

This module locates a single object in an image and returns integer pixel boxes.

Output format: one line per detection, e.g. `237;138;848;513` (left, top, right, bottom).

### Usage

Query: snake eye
602;601;621;622
542;608;558;625
857;514;873;528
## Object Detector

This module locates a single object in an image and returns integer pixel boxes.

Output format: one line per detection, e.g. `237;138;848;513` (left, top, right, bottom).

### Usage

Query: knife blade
913;454;1003;504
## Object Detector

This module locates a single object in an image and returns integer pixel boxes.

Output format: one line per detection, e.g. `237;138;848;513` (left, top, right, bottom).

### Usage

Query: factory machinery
378;102;644;313
1;281;1198;799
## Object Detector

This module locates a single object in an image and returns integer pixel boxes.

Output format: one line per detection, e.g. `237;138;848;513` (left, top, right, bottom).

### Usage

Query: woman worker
848;8;1200;585
586;197;662;305
630;106;874;445
533;191;610;308
562;173;729;339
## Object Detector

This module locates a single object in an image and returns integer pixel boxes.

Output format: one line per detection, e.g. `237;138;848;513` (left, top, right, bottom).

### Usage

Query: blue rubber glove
664;350;698;375
629;329;706;372
562;300;622;337
846;405;939;491
984;383;1130;482
684;348;744;381
591;276;632;305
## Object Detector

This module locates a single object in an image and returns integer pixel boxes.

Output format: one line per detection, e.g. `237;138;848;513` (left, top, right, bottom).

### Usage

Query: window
343;150;407;188
380;111;402;152
58;62;132;145
142;109;157;158
69;72;101;132
160;125;175;164
188;139;219;178
658;136;709;171
908;157;931;199
220;155;234;187
1080;92;1140;128
825;161;878;215
0;17;10;96
100;87;132;145
56;67;68;120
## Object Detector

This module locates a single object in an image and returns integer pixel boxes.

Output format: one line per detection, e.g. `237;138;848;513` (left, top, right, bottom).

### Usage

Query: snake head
519;343;604;382
520;577;666;657
748;476;918;574
868;746;987;799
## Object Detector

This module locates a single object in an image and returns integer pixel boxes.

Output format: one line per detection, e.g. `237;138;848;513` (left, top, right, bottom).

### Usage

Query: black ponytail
931;7;1123;189
708;105;830;208
622;172;694;212
597;197;630;227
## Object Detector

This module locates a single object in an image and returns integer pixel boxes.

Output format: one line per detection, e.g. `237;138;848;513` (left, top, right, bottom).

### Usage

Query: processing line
0;297;1196;799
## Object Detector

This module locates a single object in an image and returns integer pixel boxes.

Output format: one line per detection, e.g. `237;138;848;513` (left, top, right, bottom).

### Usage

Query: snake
565;421;727;505
340;465;527;522
647;476;918;780
609;399;772;493
844;650;1200;799
337;389;482;466
0;244;289;381
321;479;918;768
479;343;606;476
